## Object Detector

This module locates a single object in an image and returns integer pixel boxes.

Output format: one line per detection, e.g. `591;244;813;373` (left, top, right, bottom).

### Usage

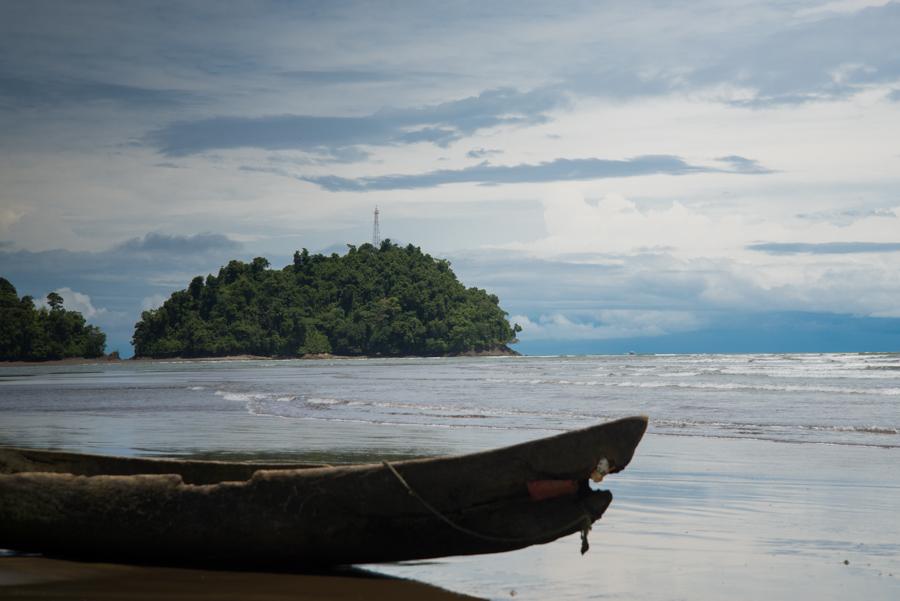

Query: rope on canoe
381;460;594;553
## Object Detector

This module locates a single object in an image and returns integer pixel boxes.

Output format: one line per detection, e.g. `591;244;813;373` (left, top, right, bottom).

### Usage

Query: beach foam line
657;430;900;449
488;376;900;395
214;390;269;402
611;381;900;395
654;418;898;435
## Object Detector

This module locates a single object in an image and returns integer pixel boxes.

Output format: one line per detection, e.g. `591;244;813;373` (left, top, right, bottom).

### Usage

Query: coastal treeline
133;241;520;358
0;278;107;361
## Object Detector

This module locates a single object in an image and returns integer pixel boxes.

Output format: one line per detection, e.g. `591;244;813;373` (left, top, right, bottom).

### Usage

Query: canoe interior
0;415;648;487
0;447;327;484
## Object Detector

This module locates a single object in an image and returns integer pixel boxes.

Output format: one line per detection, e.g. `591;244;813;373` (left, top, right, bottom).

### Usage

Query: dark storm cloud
748;242;900;255
301;155;766;192
146;87;564;156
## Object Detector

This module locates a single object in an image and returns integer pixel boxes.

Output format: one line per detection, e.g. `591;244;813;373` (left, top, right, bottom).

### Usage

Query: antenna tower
372;206;381;246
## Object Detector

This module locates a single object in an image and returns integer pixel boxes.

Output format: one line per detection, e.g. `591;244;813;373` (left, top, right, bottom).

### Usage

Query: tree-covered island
0;278;107;361
132;241;521;358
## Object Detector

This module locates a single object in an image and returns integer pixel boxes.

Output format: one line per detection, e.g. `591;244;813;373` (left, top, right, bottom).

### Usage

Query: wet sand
0;556;482;600
374;434;900;600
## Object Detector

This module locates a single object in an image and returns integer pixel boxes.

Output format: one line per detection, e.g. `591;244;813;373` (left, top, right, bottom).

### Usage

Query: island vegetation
132;241;521;358
0;278;107;361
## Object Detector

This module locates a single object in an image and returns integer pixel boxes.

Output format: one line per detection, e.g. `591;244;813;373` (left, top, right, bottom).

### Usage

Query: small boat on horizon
0;417;647;566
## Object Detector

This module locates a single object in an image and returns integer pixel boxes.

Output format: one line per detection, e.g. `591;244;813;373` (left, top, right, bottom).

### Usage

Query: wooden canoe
0;416;647;566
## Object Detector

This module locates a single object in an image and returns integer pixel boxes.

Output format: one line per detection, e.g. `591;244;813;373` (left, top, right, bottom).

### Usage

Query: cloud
0;206;27;231
795;207;897;226
149;114;394;156
318;146;371;164
477;2;900;108
451;234;900;324
747;241;900;254
715;155;774;174
467;147;503;159
796;0;891;18
725;90;856;109
279;69;454;85
0;74;194;109
147;87;564;156
46;287;106;318
114;232;242;255
511;310;704;341
279;70;399;84
140;293;168;311
696;3;900;106
452;250;750;315
303;154;766;191
0;237;247;303
5;2;900;358
241;147;373;171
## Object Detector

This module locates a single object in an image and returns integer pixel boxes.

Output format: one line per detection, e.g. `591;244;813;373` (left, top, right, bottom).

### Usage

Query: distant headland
0;278;108;362
132;241;521;359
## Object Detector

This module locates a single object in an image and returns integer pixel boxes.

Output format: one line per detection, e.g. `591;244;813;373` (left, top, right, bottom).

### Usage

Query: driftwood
0;416;647;566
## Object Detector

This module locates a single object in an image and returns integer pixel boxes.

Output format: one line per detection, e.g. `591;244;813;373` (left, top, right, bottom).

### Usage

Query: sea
1;353;898;600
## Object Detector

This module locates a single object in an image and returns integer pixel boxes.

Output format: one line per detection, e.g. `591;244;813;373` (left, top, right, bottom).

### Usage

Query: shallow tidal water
1;354;898;600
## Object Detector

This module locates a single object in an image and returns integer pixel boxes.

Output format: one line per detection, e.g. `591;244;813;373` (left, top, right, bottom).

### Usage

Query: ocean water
1;354;898;599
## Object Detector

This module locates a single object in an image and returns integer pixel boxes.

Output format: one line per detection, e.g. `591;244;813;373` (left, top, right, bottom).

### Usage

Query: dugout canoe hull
0;416;647;566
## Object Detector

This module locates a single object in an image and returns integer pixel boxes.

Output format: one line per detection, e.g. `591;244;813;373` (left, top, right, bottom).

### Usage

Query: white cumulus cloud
141;294;168;311
511;310;704;341
46;287;106;318
0;206;27;232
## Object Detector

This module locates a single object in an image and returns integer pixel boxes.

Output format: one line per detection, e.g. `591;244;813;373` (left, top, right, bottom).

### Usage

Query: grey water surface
1;354;898;600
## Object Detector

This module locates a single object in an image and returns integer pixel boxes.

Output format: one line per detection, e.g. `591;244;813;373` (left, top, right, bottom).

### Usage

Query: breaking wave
484;377;900;396
179;352;900;449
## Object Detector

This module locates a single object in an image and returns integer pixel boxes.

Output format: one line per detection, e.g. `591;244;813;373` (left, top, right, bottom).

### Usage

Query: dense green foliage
0;278;107;361
133;241;520;358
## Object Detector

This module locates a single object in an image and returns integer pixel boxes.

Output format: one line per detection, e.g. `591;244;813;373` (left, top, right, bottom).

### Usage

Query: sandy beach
0;557;481;601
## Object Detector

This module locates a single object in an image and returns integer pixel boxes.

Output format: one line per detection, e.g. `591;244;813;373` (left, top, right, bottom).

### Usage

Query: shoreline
0;346;520;367
0;556;482;600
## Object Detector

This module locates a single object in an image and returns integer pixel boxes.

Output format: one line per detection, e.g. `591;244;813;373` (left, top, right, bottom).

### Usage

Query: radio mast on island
372;206;381;247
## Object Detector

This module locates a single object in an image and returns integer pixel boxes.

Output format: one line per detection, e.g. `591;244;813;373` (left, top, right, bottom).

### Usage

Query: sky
2;0;900;356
